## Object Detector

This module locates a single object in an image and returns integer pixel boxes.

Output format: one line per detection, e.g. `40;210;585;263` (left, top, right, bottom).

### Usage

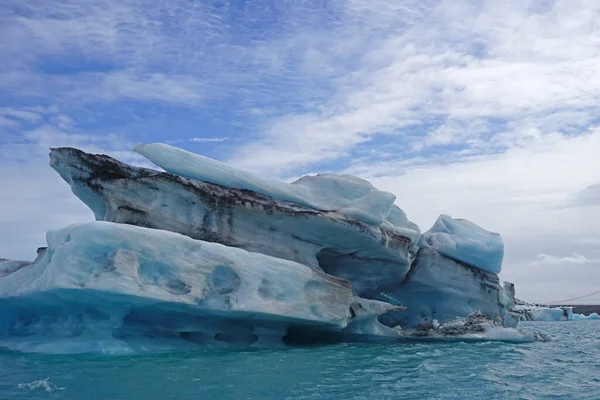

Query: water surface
1;321;599;399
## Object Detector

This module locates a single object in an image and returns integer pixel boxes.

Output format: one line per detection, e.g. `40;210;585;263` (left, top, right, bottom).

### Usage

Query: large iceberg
49;147;419;297
0;144;548;353
1;222;401;353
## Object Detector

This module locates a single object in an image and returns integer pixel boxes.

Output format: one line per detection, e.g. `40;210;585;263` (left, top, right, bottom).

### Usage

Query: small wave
17;378;65;392
414;362;439;372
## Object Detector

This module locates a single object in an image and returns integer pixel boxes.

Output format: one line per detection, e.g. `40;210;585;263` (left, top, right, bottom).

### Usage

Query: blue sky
1;0;599;302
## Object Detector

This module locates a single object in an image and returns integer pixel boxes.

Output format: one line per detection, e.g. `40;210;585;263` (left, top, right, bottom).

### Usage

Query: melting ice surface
0;144;560;355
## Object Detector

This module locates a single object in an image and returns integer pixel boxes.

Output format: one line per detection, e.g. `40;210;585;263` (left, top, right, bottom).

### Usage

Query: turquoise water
1;321;599;400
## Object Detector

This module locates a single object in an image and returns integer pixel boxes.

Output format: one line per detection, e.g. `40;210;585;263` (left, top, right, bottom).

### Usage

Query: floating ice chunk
515;304;600;321
133;143;419;234
420;214;503;274
513;305;571;321
26;222;354;325
0;222;357;353
397;311;549;342
571;312;600;320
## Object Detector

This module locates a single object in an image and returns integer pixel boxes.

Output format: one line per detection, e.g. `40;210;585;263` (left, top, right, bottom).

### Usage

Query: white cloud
0;1;219;107
0;70;205;107
506;258;599;304
190;137;229;143
532;253;597;266
229;1;600;175
0;0;336;109
576;238;600;246
0;117;20;129
0;108;43;123
94;71;204;106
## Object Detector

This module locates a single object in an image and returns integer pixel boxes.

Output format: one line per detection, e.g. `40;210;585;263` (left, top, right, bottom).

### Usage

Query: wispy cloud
0;0;343;110
190;137;229;143
0;108;44;123
228;1;600;175
532;253;598;267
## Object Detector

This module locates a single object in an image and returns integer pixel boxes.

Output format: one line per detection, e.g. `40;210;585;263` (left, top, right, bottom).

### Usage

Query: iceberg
419;214;503;274
1;222;383;353
571;312;600;320
514;305;572;321
0;144;548;354
395;311;549;343
49;147;418;297
513;304;600;321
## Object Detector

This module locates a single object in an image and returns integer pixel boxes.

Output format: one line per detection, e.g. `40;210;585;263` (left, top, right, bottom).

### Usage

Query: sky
0;0;599;303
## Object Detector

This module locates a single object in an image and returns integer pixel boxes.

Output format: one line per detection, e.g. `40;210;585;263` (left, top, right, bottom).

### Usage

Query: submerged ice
0;144;548;354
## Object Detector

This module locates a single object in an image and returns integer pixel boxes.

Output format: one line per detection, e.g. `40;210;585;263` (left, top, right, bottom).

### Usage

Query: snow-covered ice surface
0;144;550;354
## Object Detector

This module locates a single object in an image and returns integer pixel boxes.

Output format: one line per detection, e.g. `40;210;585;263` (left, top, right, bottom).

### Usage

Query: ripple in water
0;321;598;400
